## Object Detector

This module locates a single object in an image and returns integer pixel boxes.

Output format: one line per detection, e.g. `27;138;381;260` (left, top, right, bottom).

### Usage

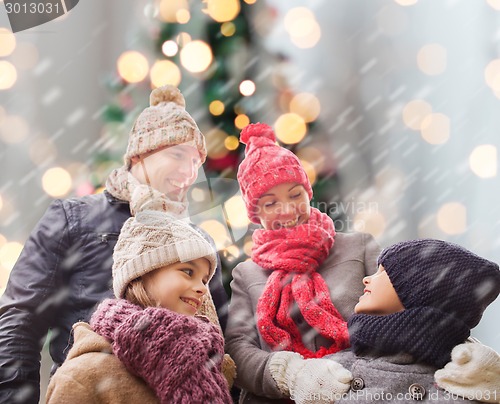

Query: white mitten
435;342;500;403
268;351;352;404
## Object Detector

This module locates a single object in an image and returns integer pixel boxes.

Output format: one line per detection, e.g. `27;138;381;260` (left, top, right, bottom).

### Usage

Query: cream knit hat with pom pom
124;85;207;168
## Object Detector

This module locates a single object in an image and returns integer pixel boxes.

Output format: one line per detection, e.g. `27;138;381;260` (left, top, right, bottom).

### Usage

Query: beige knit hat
124;85;207;168
112;210;217;298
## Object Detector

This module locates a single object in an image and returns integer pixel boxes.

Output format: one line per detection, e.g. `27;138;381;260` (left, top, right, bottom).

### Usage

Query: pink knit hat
237;123;313;223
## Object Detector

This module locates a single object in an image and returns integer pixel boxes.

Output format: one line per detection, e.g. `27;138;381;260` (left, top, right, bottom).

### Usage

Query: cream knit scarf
106;166;188;217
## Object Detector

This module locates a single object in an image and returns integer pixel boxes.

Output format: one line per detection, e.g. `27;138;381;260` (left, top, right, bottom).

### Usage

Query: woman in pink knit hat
46;208;234;404
225;122;380;403
226;123;500;404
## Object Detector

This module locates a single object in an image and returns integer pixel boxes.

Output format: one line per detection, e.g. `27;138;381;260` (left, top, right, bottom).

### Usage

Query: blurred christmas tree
91;0;345;293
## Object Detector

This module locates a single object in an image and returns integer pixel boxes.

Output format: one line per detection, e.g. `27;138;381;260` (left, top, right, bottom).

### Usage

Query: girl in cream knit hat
46;209;234;404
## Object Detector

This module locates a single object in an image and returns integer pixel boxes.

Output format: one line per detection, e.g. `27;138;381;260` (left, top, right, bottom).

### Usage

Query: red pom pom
240;123;276;145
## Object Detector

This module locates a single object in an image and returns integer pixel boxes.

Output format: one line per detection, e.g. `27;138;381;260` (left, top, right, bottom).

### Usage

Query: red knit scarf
253;208;350;358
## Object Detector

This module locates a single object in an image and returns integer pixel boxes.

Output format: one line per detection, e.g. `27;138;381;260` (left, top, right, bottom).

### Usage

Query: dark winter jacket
0;191;228;404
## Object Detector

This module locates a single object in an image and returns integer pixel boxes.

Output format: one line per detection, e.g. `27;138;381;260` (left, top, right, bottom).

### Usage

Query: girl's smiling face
255;183;311;230
142;257;210;316
354;265;404;315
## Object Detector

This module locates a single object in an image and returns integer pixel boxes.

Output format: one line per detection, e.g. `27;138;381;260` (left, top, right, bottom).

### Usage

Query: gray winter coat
325;350;480;403
226;231;380;403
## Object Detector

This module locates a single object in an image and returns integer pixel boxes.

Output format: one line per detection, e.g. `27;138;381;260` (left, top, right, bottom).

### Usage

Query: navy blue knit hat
378;239;500;329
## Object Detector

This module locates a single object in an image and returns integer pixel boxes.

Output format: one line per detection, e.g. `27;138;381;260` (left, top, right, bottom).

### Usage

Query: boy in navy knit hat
323;239;500;403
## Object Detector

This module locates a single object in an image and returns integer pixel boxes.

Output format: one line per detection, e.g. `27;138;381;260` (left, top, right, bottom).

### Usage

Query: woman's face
354;265;404;315
255;182;311;230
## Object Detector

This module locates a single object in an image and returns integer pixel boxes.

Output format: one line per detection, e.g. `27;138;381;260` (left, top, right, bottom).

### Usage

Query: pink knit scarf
253;208;350;358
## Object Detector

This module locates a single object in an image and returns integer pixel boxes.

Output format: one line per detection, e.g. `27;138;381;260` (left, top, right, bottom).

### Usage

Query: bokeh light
437;202;466;235
243;236;253;256
176;8;191;23
209;100;225;116
199;220;230;250
239;80;256;96
284;7;321;49
235;114;250;129
176;32;192;46
300;159;317;186
487;0;500;10
402;99;432;130
0;115;29;144
29;137;57;165
394;0;418;5
150;59;181;87
0;242;23;271
469;145;497;178
180;40;213;73
42;167;72;198
417;43;447;76
289;93;321;123
161;40;178;57
0;28;16;56
224;135;239;151
221;22;236;37
224;195;250;228
10;42;39;70
0;61;17;90
159;0;189;23
296;146;325;175
206;128;230;159
274;113;307;144
244;0;256;3
420;113;450;144
117;51;149;83
484;59;500;92
354;210;387;238
204;0;240;23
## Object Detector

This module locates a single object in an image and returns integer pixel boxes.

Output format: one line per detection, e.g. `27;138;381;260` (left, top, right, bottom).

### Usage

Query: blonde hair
124;278;157;308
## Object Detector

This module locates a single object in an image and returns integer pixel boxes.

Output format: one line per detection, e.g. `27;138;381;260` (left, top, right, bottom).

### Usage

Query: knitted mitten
113;307;232;403
90;298;142;343
268;351;352;404
435;342;500;403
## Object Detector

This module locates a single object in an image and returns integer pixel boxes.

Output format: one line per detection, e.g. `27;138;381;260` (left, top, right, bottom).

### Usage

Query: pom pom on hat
150;85;185;108
237;123;313;224
124;85;206;168
240;122;276;146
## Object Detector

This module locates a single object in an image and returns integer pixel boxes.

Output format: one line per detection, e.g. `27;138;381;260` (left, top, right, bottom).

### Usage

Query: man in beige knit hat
0;85;228;404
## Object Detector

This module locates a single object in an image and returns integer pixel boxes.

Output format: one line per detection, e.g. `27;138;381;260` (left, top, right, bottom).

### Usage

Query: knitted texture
124;85;206;168
378;239;500;328
90;299;232;403
236;123;313;223
253;208;349;358
114;306;232;403
112;210;217;298
106;168;189;216
349;239;500;368
91;298;237;388
435;342;500;403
